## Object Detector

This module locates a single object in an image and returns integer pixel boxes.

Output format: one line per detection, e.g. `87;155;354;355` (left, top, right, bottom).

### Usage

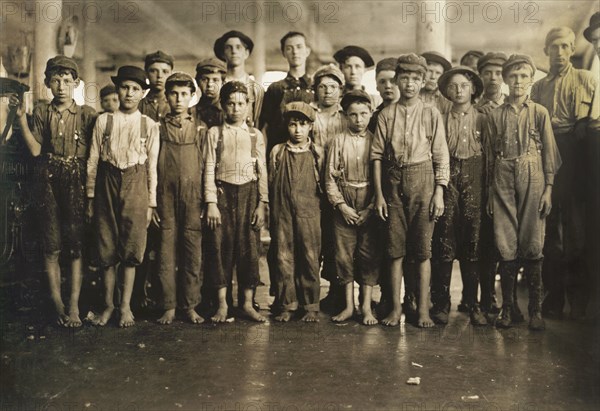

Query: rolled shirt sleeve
86;113;105;199
145;121;160;207
536;104;562;186
325;135;346;207
430;107;450;187
203;127;219;204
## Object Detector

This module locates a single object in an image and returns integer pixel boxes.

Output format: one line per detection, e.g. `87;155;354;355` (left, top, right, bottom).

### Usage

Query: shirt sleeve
430;107;450;187
370;108;388;161
31;105;45;144
203;127;219;204
482;112;497;190
255;129;269;203
325;135;346;207
537;105;562;186
252;82;265;129
86;114;104;199
268;144;281;188
146;121;160;208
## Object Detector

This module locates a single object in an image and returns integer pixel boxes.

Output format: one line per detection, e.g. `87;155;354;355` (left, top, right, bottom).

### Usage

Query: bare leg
65;257;83;327
45;253;68;326
242;288;266;322
94;265;115;326
332;282;355;322
382;257;403;326
417;259;434;328
119;266;136;328
211;287;229;323
361;285;378;325
157;308;176;325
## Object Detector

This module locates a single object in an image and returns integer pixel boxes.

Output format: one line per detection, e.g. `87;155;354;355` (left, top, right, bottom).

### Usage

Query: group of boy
9;17;599;330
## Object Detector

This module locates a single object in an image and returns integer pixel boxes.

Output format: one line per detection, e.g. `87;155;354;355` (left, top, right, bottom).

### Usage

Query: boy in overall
485;55;561;330
12;55;97;327
326;90;381;325
270;102;323;322
87;66;160;327
155;73;207;325
372;54;449;328
430;66;487;326
204;81;267;323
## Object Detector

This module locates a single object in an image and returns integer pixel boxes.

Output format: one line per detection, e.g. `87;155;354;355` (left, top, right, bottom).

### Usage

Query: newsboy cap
396;53;428;75
165;72;196;93
375;57;398;74
477;52;508;73
45;55;79;77
144;50;174;70
283;101;316;122
502;54;536;77
196;57;227;75
340;89;372;112
313;64;345;87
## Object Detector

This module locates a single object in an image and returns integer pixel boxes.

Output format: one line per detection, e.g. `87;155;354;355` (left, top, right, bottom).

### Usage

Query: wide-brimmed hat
438;66;483;101
333;46;374;68
214;31;254;61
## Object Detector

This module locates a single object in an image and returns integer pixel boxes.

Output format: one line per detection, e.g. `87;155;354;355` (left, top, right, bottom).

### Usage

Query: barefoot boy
204;81;267;323
12;55;97;327
326;90;381;325
270;102;323;322
87;66;160;327
485;55;561;330
372;54;450;328
155;73;207;325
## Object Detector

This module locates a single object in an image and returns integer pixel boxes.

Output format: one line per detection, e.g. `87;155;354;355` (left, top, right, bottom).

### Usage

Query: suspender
102;114;148;158
215;125;260;178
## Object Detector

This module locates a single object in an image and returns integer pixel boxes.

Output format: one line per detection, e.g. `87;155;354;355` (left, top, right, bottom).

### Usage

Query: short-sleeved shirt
193;96;224;129
531;63;599;134
484;99;562;186
371;100;450;187
443;106;485;159
31;100;97;159
139;91;170;122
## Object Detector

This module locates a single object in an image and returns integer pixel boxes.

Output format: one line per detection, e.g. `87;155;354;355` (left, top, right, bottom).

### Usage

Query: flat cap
45;55;79;77
144;50;174;70
100;84;117;98
340;89;372;111
502;54;536;77
166;72;196;92
477;52;508;73
584;12;600;42
196;57;227;75
438;65;483;101
375;57;398;74
219;80;248;102
313;64;345;87
460;50;484;62
421;51;452;72
283;101;315;122
333;46;374;68
214;31;254;61
111;65;150;89
396;53;428;75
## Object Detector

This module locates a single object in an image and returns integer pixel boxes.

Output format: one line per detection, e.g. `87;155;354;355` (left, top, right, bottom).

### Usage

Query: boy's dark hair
284;113;312;124
219;81;249;105
280;31;307;52
166;81;195;94
44;68;79;84
196;72;226;84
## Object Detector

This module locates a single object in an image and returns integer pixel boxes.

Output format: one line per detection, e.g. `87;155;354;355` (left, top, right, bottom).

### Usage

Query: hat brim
422;53;452;72
283;110;314;122
145;58;173;70
214;32;254;61
111;76;150;90
438;68;484;101
584;23;600;42
333;49;375;68
477;58;506;73
396;63;427;75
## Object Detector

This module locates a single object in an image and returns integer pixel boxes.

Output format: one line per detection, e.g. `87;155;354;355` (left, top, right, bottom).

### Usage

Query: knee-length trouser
492;153;546;261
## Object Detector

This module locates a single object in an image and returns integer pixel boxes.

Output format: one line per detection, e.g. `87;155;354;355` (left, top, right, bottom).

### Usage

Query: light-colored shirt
531;63;599;133
225;73;265;128
87;110;160;207
484;99;561;187
203;122;268;204
325;130;373;207
311;104;347;153
371;100;450;187
443;106;485;159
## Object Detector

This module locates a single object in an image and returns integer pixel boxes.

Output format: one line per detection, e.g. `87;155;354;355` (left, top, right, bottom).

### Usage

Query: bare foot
157;309;176;325
301;311;320;322
332;307;354;322
242;304;266;322
362;307;378;326
119;308;135;328
381;310;402;327
186;309;205;324
65;309;82;328
274;311;293;322
211;305;229;323
93;307;114;326
418;312;435;328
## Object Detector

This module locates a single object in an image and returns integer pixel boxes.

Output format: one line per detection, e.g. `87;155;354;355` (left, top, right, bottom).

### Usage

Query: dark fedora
111;65;150;89
214;31;254;61
438;65;483;101
584;12;600;43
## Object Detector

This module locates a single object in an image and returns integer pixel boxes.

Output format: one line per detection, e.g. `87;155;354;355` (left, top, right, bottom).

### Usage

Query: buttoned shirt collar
165;112;193;126
50;99;78;114
223;121;250;131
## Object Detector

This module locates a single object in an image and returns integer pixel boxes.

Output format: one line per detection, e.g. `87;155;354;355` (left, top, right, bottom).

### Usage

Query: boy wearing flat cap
371;53;450;328
475;52;508;115
420;51;453;115
326;90;381;325
430;66;487;326
460;50;484;73
203;81;267;323
11;55;97;327
368;57;401;134
194;57;226;129
260;31;314;157
87;65;160;328
334;45;382;108
269;102;323;322
214;30;264;128
100;84;119;114
154;73;207;325
485;55;561;330
139;50;174;122
531;27;599;320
